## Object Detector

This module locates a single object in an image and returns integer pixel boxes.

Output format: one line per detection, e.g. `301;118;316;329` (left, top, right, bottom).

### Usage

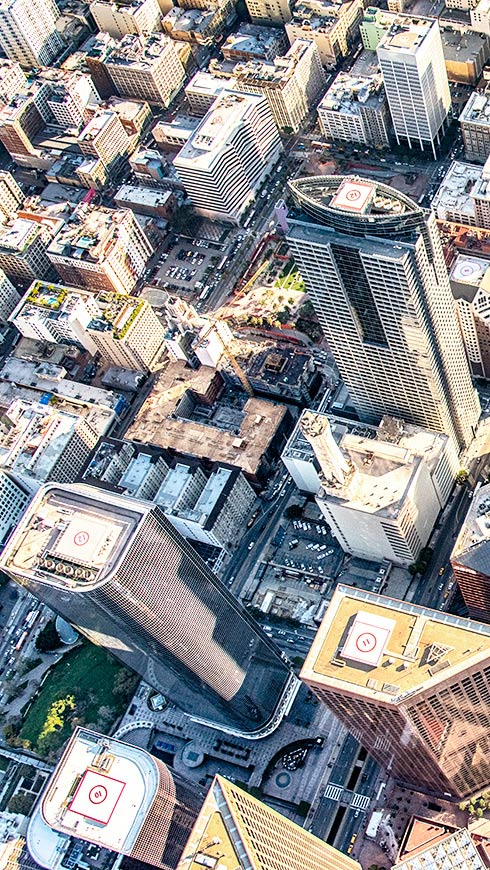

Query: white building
287;176;481;452
0;59;26;101
0;0;63;67
0;397;101;487
318;70;389;146
45;70;100;132
174;91;282;224
449;254;490;379
0;218;53;287
460;91;490;163
286;0;364;67
431;160;482;224
11;281;166;372
0;268;18;321
377;15;451;157
232;40;326;134
283;410;458;566
90;0;162;37
184;70;233;115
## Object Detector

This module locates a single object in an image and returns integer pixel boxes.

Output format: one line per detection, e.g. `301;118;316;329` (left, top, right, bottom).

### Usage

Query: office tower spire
301;585;490;799
29;728;203;870
287;176;480;452
0;482;296;737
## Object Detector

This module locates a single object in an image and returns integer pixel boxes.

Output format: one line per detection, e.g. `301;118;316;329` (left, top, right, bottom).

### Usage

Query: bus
24;609;40;630
15;630;28;652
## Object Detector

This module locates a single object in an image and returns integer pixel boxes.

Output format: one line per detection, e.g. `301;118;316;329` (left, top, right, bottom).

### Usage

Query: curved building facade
287;175;480;452
0;483;296;736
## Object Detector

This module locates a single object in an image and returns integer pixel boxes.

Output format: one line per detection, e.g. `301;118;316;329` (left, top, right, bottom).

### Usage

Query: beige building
46;205;153;294
0;59;26;101
178;775;361;870
78;109;131;175
301;584;490;799
0;170;23;223
286;0;364;67
0;0;63;67
103;32;186;106
184;70;233;114
0;81;51;163
85;293;166;371
90;0;162;37
232;40;326;133
0;218;54;287
449;254;490;379
245;0;292;25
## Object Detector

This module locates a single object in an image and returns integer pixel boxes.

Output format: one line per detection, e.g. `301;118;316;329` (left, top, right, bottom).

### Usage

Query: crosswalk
323;783;371;811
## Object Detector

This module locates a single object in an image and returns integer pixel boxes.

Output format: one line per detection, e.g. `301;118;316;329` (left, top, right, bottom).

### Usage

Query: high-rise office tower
377;15;450;158
177;774;361;870
29;728;204;870
451;483;490;623
0;0;63;68
0;483;296;737
287;176;480;452
301;584;490;799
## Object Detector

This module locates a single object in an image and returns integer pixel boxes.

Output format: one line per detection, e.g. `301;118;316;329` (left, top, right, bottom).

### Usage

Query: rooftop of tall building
318;70;385;116
301;585;490;701
378;14;435;53
460;90;490;126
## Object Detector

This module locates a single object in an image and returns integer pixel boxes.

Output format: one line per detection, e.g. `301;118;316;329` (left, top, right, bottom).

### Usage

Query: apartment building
90;0;162;37
318;70;389;146
286;0;364;66
0;0;63;67
0;218;54;287
103;32;185;106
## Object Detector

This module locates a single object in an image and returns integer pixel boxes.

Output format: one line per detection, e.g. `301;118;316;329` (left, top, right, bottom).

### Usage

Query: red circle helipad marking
355;632;377;653
346;189;362;201
74;531;89;546
89;785;108;804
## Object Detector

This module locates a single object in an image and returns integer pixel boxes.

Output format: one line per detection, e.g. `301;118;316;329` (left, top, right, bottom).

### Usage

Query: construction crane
234;259;270;298
193;318;254;398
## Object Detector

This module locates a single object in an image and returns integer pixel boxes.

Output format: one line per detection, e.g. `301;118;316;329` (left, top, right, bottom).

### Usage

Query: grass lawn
20;643;137;753
275;260;305;293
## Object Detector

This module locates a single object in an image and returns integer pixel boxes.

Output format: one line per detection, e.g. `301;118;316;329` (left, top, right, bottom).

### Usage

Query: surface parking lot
153;239;218;296
275;518;343;581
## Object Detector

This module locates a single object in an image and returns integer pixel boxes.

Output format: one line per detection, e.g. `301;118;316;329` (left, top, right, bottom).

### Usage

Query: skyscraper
287;175;480;452
0;482;296;737
177;774;361;870
0;0;63;67
29;728;204;870
301;584;490;799
377;15;450;158
451;482;490;623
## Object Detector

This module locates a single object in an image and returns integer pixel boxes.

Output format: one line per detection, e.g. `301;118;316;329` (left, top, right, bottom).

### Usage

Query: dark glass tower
1;482;296;736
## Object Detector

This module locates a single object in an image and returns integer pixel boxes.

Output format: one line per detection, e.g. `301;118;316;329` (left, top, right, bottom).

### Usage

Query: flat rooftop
234;39;314;86
452;482;490;559
185;70;232;98
289;0;359;28
431;160;481;221
301;585;490;701
319;70;385;117
395;828;486;870
0;483;143;589
174;92;261;167
460;90;490;127
105;32;174;69
46;205;129;261
39;728;158;853
378;15;434;54
222;23;285;57
126;361;288;477
179;779;243;870
0;356;122;413
449;253;490;287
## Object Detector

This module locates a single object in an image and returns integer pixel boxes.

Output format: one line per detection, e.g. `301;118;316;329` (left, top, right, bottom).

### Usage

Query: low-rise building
282;410;458;566
432;160;482;225
153;113;201;147
232;40;326;133
222;23;288;60
46;205;153;294
90;0;162;37
286;0;364;67
184;70;233;115
126;361;293;485
360;6;395;50
114;184;175;217
82;437;256;552
245;0;292;25
460;90;490;162
162;5;226;45
440;25;490;85
318;70;389;145
103;32;186;106
130;146;169;185
174;90;282;224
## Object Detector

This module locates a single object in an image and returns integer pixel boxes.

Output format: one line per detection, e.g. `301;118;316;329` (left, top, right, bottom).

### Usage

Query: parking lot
153;238;218;297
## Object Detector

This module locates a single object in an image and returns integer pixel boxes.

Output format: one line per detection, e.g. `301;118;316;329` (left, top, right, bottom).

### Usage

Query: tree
35;620;61;653
7;792;34;816
285;504;303;520
455;469;469;486
112;668;138;698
